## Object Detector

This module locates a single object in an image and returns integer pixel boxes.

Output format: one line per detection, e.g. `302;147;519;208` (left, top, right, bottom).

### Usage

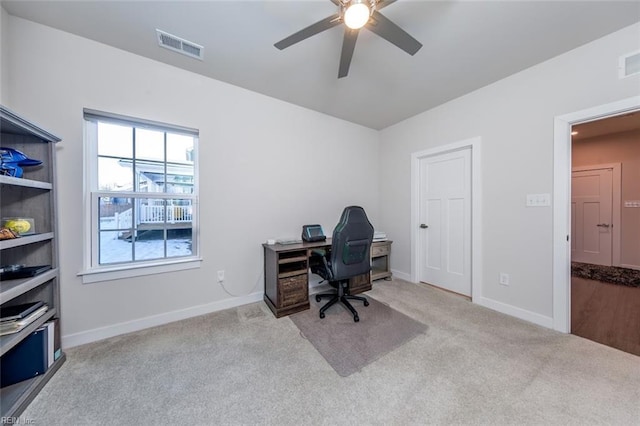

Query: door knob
420;224;429;229
596;223;611;228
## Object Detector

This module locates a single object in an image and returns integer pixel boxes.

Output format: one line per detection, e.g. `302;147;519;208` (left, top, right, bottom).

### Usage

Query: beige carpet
20;279;640;425
290;297;427;376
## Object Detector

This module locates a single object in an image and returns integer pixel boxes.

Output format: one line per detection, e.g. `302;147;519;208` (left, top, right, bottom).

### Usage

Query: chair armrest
310;249;333;281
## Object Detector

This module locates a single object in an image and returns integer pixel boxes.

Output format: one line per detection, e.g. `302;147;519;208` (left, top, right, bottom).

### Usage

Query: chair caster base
319;312;325;319
315;295;321;302
354;315;359;322
364;300;369;307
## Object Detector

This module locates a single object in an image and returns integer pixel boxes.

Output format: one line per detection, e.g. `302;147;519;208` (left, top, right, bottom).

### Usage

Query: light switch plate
526;193;551;207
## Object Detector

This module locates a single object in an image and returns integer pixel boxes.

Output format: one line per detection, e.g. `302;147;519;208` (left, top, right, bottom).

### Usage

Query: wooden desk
263;239;392;318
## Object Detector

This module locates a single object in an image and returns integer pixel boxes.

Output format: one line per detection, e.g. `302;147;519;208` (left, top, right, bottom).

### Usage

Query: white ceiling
3;1;639;130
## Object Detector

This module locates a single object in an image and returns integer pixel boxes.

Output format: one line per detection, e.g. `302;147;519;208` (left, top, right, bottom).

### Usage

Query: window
81;110;200;282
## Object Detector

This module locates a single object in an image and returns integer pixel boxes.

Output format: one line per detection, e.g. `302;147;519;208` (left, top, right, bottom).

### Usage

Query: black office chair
310;206;374;322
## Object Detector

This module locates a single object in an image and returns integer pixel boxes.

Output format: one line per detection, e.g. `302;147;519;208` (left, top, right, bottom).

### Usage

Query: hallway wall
573;129;640;269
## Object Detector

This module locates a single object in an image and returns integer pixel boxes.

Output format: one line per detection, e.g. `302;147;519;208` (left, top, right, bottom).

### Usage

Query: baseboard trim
62;291;264;348
390;269;412;282
619;263;640;271
476;296;553;329
386;270;552;329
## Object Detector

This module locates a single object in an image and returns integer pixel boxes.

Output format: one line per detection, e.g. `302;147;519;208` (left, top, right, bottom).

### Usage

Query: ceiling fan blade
338;28;359;78
366;10;422;55
274;13;342;50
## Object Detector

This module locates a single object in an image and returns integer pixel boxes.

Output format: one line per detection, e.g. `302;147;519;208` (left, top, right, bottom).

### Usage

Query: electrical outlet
217;270;224;282
499;273;510;286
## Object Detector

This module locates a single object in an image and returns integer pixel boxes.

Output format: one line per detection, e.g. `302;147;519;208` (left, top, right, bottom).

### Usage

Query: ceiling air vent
619;50;640;79
156;29;204;61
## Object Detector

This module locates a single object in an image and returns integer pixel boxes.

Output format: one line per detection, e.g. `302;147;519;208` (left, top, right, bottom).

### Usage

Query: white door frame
571;163;622;266
553;96;640;333
411;137;482;302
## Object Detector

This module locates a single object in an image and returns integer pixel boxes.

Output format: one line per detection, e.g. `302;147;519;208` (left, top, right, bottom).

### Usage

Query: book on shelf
1;301;45;322
0;320;61;387
0;264;51;281
0;304;48;336
45;318;62;365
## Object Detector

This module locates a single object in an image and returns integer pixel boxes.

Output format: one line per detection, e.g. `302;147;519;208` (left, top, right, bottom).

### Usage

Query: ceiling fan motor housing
275;0;421;78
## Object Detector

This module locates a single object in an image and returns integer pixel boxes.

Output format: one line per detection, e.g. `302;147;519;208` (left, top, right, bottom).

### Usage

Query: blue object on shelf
0;147;42;166
0;326;48;387
0;147;42;178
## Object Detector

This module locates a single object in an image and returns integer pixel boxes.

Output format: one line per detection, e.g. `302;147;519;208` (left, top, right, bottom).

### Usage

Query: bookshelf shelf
0;353;66;418
0;233;55;250
0;309;56;357
0;105;64;418
0;268;58;304
0;175;52;190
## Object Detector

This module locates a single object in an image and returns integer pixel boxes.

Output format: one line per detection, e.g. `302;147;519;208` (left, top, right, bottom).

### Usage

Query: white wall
379;23;640;324
4;10;639;344
4;16;380;346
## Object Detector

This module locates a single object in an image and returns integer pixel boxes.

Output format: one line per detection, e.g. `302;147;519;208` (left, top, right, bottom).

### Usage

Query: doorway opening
569;114;640;356
553;97;639;332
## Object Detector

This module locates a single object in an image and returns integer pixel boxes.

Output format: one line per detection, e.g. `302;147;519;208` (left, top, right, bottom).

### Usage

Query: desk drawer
371;243;390;257
279;274;308;307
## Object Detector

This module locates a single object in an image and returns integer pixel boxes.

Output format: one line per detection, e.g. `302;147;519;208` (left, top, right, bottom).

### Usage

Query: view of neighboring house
98;137;195;264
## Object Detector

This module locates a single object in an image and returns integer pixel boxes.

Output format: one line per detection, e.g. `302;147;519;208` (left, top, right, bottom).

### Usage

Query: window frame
80;109;201;283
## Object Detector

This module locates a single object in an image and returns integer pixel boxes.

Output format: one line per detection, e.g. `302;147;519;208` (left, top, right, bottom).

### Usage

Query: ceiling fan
274;0;422;78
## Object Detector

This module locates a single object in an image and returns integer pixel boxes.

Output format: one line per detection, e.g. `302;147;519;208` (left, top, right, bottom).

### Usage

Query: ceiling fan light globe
344;2;370;29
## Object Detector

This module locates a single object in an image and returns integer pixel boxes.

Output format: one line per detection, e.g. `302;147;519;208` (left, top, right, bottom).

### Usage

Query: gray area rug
290;296;427;376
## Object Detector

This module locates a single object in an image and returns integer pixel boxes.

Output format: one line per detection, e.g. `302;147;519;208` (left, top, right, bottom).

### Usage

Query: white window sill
78;257;203;284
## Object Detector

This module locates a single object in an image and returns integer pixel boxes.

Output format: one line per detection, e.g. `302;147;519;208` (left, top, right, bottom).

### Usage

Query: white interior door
571;168;613;265
419;148;471;296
